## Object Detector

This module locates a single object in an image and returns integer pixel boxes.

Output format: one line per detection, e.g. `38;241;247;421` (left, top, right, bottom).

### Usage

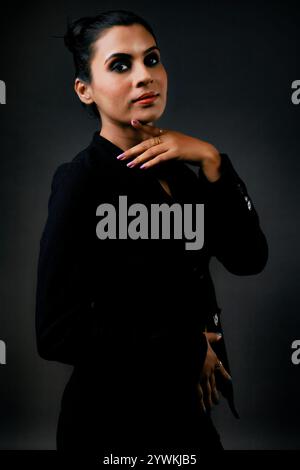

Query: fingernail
116;153;125;159
127;161;135;168
140;163;147;169
216;332;222;338
132;119;139;125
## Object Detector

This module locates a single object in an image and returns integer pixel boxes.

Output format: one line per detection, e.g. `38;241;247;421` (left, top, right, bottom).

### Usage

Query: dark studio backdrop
0;0;299;450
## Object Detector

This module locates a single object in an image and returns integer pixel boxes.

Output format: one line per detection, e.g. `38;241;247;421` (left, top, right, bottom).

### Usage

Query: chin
135;107;165;125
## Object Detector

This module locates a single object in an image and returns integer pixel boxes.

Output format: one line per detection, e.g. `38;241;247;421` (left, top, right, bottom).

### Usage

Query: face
77;24;168;126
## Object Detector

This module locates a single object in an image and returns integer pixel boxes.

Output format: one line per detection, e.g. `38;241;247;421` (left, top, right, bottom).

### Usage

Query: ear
74;78;94;105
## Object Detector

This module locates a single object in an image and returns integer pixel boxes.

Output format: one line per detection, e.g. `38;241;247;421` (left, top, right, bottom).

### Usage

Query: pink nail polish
127;161;135;167
116;153;125;159
140;163;146;169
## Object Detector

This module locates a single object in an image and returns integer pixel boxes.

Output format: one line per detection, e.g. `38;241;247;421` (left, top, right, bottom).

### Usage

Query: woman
35;10;268;453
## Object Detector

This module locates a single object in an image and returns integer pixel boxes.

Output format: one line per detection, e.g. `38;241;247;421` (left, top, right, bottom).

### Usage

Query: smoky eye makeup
109;52;161;73
109;59;130;72
110;60;130;73
144;52;160;66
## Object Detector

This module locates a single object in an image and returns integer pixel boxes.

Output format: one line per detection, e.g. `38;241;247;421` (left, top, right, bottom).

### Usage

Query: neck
99;119;154;152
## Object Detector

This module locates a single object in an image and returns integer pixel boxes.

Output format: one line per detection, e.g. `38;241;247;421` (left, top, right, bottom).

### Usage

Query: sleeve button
244;195;252;210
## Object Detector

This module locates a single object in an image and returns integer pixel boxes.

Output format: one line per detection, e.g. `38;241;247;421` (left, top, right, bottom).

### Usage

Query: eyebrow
104;45;160;64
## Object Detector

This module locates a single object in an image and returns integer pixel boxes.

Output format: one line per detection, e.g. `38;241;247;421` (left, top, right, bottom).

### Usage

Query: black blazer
35;131;268;450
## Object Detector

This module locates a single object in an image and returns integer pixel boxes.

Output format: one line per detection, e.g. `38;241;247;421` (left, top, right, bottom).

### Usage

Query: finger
126;144;167;169
116;136;163;161
220;366;232;381
131;119;164;137
196;383;206;414
209;372;220;404
201;378;213;410
139;151;171;169
215;361;232;381
204;332;222;344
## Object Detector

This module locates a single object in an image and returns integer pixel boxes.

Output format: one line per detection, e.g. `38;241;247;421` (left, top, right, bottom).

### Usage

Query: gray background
0;0;299;449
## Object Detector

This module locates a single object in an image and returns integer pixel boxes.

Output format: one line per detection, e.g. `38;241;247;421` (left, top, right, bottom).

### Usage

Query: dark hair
64;10;158;120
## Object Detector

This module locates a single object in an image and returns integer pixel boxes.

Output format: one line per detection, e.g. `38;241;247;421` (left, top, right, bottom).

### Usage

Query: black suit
35;131;268;453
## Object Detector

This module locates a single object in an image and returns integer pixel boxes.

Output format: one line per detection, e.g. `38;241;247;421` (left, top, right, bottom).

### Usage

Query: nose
133;61;154;87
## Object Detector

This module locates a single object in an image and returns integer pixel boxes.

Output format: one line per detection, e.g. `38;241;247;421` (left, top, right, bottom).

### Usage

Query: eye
145;53;160;67
109;53;160;73
110;60;130;73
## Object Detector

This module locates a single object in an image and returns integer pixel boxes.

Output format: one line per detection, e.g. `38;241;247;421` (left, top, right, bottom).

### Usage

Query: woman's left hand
197;332;232;412
116;119;222;182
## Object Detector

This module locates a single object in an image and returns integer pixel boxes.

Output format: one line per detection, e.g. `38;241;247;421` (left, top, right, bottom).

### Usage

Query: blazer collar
91;131;124;156
88;130;178;183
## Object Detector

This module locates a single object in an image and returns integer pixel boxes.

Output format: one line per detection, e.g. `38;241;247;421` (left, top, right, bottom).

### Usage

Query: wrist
202;152;222;182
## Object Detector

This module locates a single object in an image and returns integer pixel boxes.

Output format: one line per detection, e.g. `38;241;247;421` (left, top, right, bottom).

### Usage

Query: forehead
93;24;156;58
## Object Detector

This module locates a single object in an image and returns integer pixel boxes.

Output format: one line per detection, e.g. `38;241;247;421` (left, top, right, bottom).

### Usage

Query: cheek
94;76;128;104
158;67;168;92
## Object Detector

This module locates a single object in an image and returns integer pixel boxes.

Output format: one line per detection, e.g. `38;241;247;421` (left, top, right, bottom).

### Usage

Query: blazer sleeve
198;153;268;275
35;161;101;366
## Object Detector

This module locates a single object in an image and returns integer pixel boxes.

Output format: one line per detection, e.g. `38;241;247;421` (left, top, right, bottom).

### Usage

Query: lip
134;95;159;105
133;92;159;103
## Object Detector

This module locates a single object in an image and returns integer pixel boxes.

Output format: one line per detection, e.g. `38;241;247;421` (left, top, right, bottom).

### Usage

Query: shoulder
50;147;94;197
48;148;95;218
49;132;124;210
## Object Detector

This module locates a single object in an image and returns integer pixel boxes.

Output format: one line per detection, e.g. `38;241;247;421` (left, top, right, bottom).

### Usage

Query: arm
199;153;268;275
35;162;99;366
110;121;268;274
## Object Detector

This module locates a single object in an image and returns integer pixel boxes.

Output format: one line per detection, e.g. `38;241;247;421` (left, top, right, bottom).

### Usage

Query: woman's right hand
196;332;232;413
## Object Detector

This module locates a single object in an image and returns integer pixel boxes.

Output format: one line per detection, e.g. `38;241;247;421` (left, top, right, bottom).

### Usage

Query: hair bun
63;16;92;53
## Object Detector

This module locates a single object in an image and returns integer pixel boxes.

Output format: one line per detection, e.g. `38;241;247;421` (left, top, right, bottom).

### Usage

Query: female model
35;9;268;453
